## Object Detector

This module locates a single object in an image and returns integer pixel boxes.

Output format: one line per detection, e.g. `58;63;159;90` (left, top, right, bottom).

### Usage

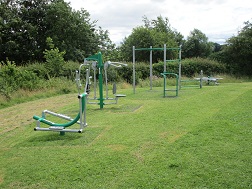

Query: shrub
152;58;226;77
61;61;80;80
23;62;48;79
0;60;40;100
43;37;66;78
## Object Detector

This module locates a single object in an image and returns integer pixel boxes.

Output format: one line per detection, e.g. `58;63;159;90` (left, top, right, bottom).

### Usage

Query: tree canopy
0;1;251;76
182;29;213;58
213;20;252;76
0;0;113;64
120;15;183;62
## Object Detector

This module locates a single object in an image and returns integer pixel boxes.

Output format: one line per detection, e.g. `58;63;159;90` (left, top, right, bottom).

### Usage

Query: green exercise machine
79;52;127;109
33;92;87;135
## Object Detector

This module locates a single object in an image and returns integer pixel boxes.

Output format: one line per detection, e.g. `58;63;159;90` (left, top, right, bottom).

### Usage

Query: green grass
0;82;251;188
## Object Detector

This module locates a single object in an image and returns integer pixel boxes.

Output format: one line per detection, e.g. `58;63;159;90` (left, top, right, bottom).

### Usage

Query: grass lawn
0;82;251;188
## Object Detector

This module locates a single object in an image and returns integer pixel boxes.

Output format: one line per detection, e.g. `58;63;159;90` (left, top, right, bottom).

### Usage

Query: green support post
85;52;104;109
97;52;104;109
161;72;179;97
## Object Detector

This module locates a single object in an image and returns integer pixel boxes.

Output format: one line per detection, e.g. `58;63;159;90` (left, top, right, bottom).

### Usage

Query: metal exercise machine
81;52;127;109
33;67;89;135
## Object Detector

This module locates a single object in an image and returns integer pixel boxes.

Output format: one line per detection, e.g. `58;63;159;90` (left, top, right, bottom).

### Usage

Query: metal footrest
115;94;126;97
49;126;65;130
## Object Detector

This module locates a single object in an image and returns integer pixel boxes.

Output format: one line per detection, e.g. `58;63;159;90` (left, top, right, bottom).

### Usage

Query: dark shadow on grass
29;132;83;142
16;127;103;147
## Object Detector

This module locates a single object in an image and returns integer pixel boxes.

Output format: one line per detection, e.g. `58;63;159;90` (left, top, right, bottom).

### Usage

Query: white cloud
68;0;252;45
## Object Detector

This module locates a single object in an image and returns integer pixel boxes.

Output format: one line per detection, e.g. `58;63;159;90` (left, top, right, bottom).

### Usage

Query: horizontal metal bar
34;127;83;133
135;47;180;51
44;110;73;121
166;59;180;62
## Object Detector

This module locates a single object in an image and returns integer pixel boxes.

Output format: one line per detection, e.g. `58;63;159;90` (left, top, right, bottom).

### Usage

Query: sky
67;0;252;45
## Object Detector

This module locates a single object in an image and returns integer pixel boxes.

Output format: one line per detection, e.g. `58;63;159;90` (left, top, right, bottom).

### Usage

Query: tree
221;20;252;76
95;26;116;61
0;0;114;64
0;0;52;64
43;37;65;78
183;29;213;58
120;16;181;62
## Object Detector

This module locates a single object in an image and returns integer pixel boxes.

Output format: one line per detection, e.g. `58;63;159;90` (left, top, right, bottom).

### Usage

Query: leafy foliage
43;37;65;78
220;20;252;76
0;0;114;64
0;60;40;100
182;29;213;58
120;16;180;62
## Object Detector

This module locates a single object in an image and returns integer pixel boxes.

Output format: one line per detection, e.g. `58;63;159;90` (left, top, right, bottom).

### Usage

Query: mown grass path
0;83;251;188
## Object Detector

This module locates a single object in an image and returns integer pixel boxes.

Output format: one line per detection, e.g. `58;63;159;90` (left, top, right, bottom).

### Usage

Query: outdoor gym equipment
33;93;87;135
33;61;91;135
195;74;223;85
180;70;203;89
81;52;126;109
132;44;181;97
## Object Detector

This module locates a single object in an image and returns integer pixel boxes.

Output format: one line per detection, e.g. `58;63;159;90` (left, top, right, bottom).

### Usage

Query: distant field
0;83;251;188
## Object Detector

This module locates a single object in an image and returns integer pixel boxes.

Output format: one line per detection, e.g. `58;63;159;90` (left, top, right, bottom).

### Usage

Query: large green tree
220;20;252;76
0;0;53;63
0;0;114;64
120;15;182;62
182;29;213;58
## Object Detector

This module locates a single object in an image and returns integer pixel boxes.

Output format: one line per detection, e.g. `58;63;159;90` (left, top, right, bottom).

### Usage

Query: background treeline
0;0;252;102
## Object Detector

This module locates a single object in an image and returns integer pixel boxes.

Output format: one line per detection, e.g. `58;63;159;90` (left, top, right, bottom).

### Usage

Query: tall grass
0;78;77;109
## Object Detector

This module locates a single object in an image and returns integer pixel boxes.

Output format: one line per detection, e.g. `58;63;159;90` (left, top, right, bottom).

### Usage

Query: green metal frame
33;93;86;127
161;72;179;97
133;44;181;95
85;52;104;109
85;52;126;109
33;93;87;135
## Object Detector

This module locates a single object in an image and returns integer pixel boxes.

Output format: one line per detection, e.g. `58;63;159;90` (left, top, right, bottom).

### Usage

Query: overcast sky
68;0;252;45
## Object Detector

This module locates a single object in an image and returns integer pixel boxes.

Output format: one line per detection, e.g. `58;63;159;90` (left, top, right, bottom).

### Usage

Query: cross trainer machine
33;67;89;135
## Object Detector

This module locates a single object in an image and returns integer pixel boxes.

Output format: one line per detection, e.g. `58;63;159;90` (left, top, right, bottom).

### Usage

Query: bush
182;58;226;77
23;62;48;79
0;61;40;100
61;61;80;80
152;58;226;77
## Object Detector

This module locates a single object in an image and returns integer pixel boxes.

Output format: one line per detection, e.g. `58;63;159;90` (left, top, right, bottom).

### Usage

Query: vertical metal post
83;94;87;129
79;94;83;127
150;46;153;90
84;68;89;94
163;75;166;97
97;52;104;109
178;45;182;90
176;74;179;96
200;70;203;88
164;44;166;72
104;68;108;99
93;67;97;99
133;46;136;94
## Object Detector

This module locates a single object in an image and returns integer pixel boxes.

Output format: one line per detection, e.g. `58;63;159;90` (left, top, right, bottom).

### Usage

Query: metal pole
84;68;89;94
150;46;153;90
164;44;166;72
179;45;182;90
200;70;203;88
93;67;97;99
97;52;104;109
133;46;136;94
104;68;108;99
